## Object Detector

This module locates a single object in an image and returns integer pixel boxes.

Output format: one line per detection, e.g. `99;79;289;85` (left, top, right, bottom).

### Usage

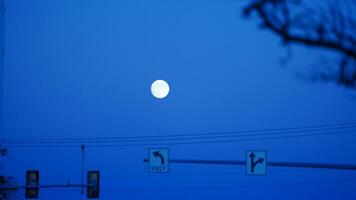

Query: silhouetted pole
143;159;356;171
0;0;5;135
80;144;86;198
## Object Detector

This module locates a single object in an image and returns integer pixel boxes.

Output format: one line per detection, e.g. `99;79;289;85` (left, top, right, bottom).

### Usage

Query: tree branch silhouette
243;0;356;89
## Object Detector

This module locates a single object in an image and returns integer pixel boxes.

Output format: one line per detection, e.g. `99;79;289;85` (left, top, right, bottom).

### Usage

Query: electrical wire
4;124;356;145
101;178;356;192
13;178;356;192
3;122;356;148
5;122;356;142
4;129;356;148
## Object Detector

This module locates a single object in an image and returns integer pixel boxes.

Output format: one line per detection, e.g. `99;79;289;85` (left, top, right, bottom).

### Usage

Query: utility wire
14;178;356;192
4;122;356;142
3;122;356;148
4;129;356;148
101;178;356;192
5;128;356;148
4;124;356;145
9;178;356;192
35;166;348;181
38;168;292;182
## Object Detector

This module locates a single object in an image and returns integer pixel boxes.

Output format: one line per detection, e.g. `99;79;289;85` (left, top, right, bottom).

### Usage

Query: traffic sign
246;151;267;175
25;170;39;199
87;171;100;199
149;148;169;173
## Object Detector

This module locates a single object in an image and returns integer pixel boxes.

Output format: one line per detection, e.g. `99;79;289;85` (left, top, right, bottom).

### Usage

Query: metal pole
267;161;356;170
80;144;85;197
0;0;5;135
143;159;356;171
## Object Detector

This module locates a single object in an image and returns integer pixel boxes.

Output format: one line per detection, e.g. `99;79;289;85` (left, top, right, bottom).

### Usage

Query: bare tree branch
243;0;356;89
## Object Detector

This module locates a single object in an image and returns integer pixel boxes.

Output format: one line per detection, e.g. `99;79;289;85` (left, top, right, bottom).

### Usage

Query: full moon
151;80;170;99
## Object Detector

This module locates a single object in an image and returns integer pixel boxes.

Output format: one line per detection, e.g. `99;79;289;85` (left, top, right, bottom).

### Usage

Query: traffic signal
87;171;100;198
25;170;39;199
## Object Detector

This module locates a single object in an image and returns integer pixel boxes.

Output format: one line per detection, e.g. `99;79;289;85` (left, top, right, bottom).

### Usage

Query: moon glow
151;80;170;99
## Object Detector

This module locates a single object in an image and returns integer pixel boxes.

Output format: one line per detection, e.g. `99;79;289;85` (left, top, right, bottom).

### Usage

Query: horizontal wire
37;168;299;183
13;179;356;193
35;167;341;182
91;129;353;147
5;126;356;145
102;178;356;192
12;178;356;192
3;122;356;143
5;129;356;148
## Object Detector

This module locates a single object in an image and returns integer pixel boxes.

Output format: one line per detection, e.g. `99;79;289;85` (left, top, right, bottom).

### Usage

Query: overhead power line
4;129;355;148
6;179;356;193
5;129;356;148
86;129;355;148
5;123;356;144
2;122;356;148
101;178;356;192
5;122;356;142
6;177;356;193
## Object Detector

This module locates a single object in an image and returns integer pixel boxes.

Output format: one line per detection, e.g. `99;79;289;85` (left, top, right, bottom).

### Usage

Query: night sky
2;0;356;199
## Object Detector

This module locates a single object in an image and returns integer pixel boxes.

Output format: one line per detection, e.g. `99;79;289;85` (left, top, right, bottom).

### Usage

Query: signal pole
80;144;86;199
143;159;356;171
0;0;5;135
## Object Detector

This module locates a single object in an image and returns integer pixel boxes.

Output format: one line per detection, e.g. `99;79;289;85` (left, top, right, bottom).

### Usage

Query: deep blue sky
2;0;356;199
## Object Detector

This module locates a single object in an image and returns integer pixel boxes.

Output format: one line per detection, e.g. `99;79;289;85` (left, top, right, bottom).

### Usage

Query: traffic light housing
87;171;100;198
25;170;39;199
